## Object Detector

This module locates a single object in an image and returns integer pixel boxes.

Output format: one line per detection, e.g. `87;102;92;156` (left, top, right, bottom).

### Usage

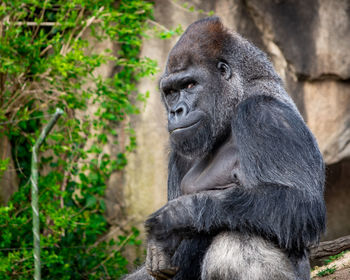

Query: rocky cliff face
124;0;350;241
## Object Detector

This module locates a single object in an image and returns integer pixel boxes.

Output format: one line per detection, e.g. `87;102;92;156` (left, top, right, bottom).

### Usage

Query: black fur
143;95;326;279
125;17;326;280
147;95;326;246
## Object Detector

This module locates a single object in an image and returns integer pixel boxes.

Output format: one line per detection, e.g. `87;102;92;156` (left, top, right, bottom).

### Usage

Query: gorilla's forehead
159;65;204;89
166;42;220;74
165;50;193;74
165;17;232;73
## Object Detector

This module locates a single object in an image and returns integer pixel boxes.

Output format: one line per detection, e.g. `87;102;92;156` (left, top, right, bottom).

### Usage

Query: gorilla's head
159;17;238;158
159;17;279;158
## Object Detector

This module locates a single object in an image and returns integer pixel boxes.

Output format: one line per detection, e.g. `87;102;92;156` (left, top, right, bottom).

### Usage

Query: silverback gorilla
125;17;326;280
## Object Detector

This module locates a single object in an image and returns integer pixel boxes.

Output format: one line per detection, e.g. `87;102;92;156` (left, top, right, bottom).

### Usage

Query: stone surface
304;81;350;165
325;160;350;240
311;251;350;279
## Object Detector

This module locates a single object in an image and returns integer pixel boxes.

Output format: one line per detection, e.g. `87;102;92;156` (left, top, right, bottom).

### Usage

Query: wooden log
310;235;350;260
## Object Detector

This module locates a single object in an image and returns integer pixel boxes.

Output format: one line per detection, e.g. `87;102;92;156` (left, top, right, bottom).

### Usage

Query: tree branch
310;235;350;260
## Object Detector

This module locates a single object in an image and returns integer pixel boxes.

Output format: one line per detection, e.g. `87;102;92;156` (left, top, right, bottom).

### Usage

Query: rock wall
124;0;350;241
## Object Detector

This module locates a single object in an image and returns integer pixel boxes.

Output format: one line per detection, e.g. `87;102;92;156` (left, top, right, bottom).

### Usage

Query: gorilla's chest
180;139;242;194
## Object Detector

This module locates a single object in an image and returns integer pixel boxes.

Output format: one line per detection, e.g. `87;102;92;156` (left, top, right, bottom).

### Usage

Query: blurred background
0;0;349;278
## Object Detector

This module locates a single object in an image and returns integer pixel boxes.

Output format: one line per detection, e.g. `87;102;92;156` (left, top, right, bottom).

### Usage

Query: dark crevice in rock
339;140;350;155
243;0;308;118
234;0;266;52
324;159;350;241
297;73;350;83
246;0;320;77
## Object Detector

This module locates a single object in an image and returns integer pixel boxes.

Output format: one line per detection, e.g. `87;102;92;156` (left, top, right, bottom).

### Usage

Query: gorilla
125;17;326;280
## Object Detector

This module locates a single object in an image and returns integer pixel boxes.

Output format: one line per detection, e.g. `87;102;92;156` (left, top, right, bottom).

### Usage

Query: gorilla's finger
157;253;170;270
150;267;178;280
150;271;173;280
146;246;151;271
160;267;179;276
151;245;159;273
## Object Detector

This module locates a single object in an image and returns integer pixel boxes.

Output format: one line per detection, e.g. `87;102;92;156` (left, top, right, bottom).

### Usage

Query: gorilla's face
160;62;234;158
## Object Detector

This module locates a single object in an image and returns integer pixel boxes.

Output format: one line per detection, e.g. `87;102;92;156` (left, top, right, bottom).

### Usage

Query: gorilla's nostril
176;107;183;115
171;102;188;118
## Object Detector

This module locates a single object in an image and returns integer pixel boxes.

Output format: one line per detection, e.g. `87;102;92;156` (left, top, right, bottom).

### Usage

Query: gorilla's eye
187;83;195;89
184;81;196;90
165;89;176;96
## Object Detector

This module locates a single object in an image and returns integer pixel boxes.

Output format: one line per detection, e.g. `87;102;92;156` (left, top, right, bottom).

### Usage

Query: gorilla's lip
209;183;237;190
169;120;201;134
168;111;205;134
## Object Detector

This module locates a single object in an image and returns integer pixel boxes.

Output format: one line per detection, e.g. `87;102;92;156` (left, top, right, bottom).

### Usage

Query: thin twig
15;146;27;178
146;19;170;32
10;22;58;26
87;226;122;253
87;232;135;274
68;6;104;53
32;0;49;41
169;0;212;15
0;114;54;125
60;6;85;55
60;149;82;208
40;45;52;56
169;0;194;13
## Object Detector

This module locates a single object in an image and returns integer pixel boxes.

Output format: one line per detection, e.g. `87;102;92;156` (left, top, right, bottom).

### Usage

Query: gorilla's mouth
168;111;206;134
169;120;201;134
209;183;237;190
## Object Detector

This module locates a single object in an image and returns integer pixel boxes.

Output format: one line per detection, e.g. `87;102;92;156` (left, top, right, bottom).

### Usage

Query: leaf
86;196;97;208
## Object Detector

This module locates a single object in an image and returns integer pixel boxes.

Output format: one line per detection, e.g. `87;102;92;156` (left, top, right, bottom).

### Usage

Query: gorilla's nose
170;102;188;120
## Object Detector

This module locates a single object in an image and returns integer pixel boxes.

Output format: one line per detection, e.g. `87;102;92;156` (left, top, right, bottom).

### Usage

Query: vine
0;0;158;278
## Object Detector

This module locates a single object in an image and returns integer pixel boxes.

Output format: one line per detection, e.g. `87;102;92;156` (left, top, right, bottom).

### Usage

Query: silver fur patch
201;232;296;280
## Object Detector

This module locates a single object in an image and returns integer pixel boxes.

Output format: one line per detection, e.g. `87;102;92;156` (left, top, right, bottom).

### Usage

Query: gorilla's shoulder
233;94;317;153
233;94;311;141
232;94;324;191
235;95;300;125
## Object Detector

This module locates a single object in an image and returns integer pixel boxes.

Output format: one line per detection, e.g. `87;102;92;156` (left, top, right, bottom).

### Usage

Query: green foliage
0;158;10;179
172;0;214;16
316;265;337;277
323;250;348;265
0;0;156;278
154;24;183;40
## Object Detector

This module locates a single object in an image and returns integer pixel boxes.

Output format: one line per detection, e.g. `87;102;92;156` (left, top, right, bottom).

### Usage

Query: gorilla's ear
217;61;232;80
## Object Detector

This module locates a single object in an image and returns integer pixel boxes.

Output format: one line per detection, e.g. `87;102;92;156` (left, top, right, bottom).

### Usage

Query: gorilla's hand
146;238;179;280
145;191;224;240
145;196;196;239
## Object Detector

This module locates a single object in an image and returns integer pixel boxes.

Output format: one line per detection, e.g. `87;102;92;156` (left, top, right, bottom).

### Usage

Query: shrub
0;0;156;278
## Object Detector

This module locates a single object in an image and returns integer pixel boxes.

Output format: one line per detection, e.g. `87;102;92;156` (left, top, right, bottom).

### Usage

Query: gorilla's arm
146;184;325;252
146;95;326;253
